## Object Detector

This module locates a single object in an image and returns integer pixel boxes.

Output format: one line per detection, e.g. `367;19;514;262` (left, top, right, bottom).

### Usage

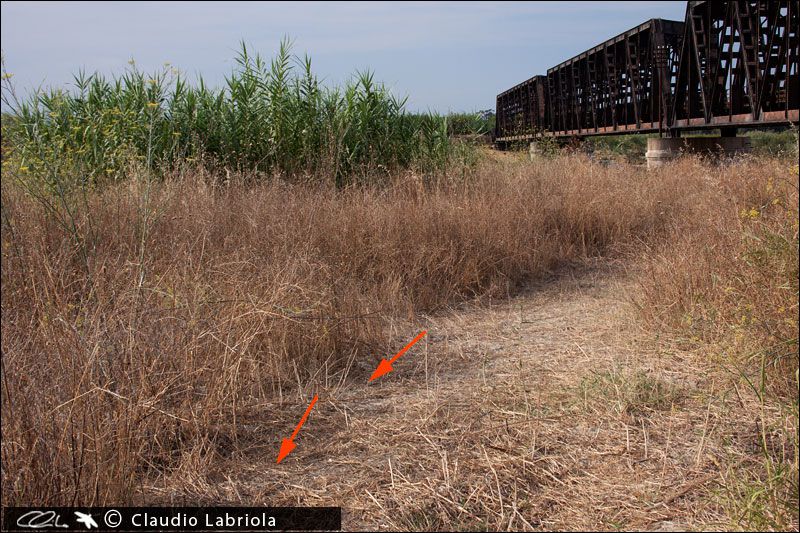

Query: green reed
1;39;458;187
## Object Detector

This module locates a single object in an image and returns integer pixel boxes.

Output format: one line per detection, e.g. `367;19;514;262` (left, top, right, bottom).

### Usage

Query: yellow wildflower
740;207;759;219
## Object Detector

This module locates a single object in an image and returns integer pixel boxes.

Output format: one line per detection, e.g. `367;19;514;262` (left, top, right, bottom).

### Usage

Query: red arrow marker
276;394;318;464
369;330;427;382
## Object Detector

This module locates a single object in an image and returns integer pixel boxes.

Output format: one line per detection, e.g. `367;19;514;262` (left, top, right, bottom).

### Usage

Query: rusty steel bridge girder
546;18;683;137
495;75;549;141
495;0;799;143
671;0;799;131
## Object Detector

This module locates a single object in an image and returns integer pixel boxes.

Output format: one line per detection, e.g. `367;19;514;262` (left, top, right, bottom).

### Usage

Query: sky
1;1;687;113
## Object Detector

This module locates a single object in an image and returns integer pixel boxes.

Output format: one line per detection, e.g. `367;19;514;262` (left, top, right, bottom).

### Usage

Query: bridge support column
646;136;752;169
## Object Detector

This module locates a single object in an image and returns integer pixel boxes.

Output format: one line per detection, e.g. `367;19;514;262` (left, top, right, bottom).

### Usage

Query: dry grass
1;151;797;530
637;157;798;394
635;156;799;529
159;264;791;531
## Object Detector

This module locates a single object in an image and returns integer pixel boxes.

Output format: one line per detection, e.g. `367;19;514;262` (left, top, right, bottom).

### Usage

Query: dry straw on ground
1;152;797;530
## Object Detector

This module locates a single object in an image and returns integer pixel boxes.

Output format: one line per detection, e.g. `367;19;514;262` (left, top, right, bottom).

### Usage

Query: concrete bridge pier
645;135;752;168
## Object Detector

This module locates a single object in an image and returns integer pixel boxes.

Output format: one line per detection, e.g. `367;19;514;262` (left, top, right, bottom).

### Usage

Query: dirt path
156;263;742;530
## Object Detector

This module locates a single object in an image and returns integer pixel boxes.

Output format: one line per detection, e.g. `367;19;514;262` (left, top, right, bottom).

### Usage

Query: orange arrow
369;330;427;382
276;394;318;464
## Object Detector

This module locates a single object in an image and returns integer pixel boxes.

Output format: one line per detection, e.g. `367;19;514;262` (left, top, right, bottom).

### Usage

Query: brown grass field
1;150;798;530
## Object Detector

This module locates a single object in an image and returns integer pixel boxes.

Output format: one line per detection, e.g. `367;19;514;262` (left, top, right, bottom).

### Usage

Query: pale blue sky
1;1;686;112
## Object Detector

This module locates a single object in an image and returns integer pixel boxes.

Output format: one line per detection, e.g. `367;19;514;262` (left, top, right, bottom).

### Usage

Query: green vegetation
746;128;799;157
1;40;468;188
586;129;798;162
586;133;650;162
445;110;495;137
579;367;683;417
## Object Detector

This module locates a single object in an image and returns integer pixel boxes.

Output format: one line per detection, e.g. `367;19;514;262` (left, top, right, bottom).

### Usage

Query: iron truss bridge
495;0;799;144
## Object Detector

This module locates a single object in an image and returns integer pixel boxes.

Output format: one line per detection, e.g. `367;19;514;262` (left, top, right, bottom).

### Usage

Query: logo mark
74;512;98;529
